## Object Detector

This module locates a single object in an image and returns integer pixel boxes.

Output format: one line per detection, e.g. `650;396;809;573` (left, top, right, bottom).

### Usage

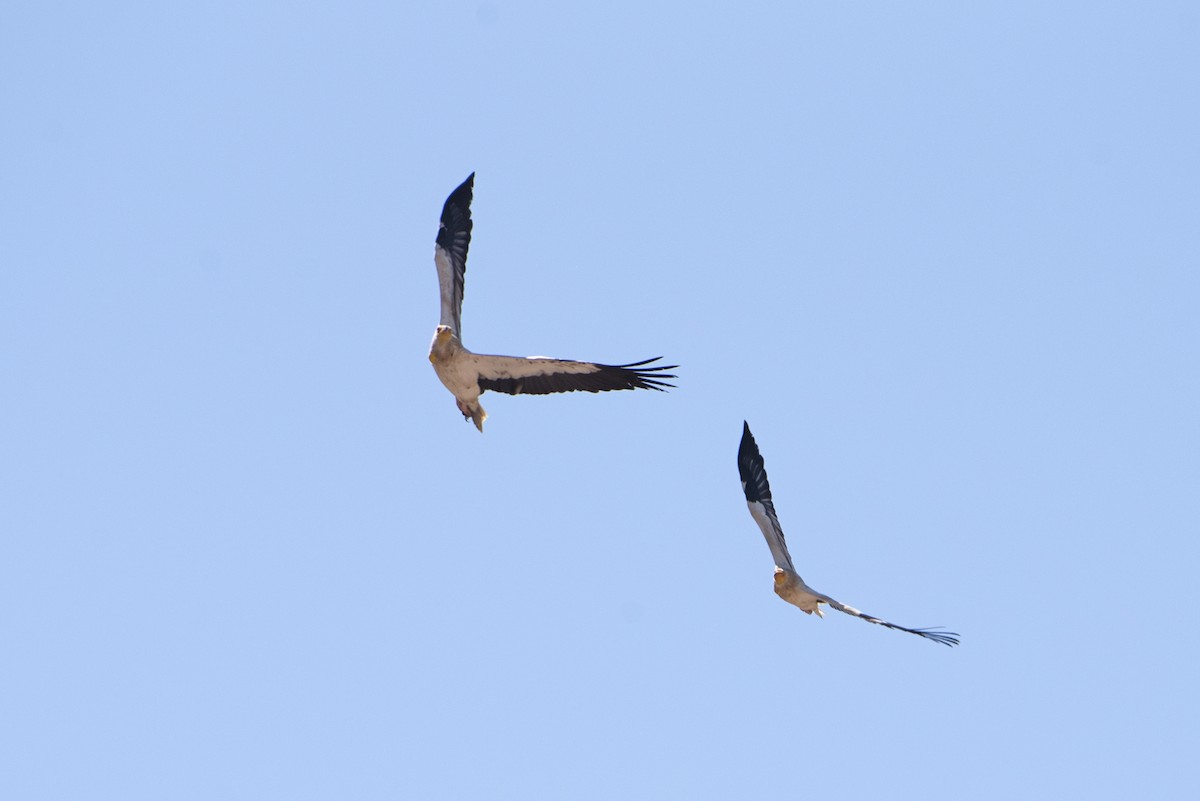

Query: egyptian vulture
428;174;676;431
738;422;959;647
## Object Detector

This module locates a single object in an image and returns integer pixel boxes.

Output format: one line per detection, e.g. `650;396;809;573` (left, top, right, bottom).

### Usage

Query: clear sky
3;2;1198;799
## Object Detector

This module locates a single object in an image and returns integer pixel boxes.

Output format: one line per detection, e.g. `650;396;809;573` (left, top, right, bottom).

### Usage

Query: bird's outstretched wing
738;421;795;572
435;173;474;337
738;422;959;647
469;354;676;395
810;591;960;647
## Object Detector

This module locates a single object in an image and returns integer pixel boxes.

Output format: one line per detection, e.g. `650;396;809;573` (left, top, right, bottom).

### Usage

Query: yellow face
429;326;454;364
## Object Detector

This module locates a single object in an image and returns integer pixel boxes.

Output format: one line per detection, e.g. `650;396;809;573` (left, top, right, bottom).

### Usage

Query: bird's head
771;568;795;605
772;567;802;596
429;325;456;363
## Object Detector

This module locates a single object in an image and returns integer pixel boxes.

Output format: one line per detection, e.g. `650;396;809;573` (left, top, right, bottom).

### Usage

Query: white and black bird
428;173;676;431
738;422;959;647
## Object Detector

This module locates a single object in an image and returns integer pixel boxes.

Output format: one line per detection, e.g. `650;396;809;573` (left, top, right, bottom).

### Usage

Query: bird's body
429;174;676;431
738;421;959;647
772;569;826;615
427;326;486;429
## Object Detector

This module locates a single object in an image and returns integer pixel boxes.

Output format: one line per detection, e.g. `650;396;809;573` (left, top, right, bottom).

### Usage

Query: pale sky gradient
3;2;1198;799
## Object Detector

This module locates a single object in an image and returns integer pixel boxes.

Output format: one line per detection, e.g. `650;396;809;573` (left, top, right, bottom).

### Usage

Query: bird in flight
428;173;677;431
737;422;959;647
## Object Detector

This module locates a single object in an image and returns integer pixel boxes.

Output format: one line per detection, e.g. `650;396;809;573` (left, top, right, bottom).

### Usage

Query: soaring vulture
428;174;676;431
738;422;959;647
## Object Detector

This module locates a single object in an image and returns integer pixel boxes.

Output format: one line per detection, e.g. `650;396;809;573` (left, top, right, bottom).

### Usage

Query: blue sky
3;2;1198;798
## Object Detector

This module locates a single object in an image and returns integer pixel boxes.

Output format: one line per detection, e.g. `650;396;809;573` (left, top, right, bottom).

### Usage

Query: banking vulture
738;422;959;647
428;174;676;431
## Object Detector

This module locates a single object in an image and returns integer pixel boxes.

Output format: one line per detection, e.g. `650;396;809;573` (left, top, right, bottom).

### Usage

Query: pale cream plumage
429;174;676;431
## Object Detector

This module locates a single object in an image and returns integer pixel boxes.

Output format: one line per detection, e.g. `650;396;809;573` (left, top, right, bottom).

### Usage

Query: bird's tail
454;398;487;432
469;404;487;432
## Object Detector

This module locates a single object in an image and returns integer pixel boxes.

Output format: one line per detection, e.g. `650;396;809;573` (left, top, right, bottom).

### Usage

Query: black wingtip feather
612;358;677;390
917;629;961;647
892;624;960;647
438;174;475;249
737;422;771;503
445;173;474;208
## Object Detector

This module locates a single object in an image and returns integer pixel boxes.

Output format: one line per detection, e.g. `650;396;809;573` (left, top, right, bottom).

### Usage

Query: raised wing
738;422;795;572
812;591;960;647
470;354;676;395
435;173;474;336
